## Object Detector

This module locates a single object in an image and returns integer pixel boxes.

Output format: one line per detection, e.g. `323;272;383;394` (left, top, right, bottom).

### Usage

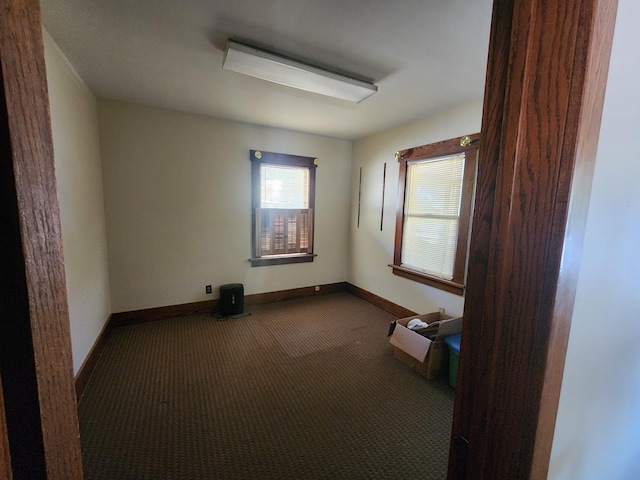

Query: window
390;134;479;295
250;150;317;267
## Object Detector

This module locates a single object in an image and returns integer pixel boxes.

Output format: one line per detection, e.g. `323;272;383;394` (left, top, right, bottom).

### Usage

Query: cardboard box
389;312;462;379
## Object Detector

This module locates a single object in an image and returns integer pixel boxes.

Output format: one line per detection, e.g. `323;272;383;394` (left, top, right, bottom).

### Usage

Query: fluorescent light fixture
223;40;377;103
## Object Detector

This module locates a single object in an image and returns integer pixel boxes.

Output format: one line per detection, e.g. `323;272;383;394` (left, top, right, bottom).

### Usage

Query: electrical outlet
314;286;320;292
205;285;212;294
439;306;445;314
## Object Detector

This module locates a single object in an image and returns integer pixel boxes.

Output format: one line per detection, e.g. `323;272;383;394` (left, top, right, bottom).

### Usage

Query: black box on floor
219;283;244;317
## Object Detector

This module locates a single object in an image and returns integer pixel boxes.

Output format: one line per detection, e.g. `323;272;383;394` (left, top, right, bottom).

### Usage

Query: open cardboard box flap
389;313;462;363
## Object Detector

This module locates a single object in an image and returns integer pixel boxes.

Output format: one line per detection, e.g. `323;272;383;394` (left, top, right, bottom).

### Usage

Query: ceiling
40;0;493;141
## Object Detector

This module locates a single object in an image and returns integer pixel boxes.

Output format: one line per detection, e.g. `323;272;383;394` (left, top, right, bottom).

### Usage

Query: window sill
389;264;464;296
251;254;316;267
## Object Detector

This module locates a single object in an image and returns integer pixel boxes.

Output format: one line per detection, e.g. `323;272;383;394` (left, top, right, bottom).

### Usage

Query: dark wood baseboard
74;315;111;402
76;282;413;401
345;283;417;318
109;282;350;327
246;282;348;305
109;300;217;328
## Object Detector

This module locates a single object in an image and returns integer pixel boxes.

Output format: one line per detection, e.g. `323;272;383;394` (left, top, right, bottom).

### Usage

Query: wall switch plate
205;285;212;294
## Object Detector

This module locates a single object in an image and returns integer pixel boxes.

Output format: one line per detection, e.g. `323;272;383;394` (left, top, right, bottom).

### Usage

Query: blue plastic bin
444;333;461;388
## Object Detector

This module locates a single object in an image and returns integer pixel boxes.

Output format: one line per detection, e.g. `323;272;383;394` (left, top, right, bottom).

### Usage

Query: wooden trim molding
250;253;316;267
530;2;620;476
74;316;112;402
250;150;317;266
243;282;347;305
449;0;619;478
106;282;416;328
345;284;417;318
392;134;479;295
0;381;11;480
110;300;217;328
0;0;83;477
388;264;464;296
109;282;350;327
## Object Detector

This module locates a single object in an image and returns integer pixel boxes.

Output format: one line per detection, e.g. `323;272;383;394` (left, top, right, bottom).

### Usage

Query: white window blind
401;154;465;280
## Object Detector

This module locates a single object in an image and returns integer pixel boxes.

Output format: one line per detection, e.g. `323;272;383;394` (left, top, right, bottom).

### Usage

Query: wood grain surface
449;0;618;479
0;382;11;480
0;0;84;478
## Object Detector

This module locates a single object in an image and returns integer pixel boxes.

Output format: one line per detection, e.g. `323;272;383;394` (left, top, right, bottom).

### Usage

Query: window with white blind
391;134;479;295
250;150;317;267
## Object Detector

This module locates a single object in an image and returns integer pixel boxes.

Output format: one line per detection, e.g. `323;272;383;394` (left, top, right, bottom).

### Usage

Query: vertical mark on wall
380;163;387;231
357;167;362;228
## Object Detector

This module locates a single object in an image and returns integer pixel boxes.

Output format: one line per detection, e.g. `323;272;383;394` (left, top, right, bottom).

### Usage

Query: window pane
402;216;459;280
261;165;309;209
251;150;316;267
401;153;465;280
406;154;464;217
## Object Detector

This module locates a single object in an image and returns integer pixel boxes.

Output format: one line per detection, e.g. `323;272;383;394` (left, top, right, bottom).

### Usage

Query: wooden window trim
250;253;317;267
390;133;480;295
250;150;317;267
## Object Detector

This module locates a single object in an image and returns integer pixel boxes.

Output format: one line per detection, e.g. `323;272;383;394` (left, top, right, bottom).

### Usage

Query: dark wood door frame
0;0;619;479
449;0;618;478
0;0;83;478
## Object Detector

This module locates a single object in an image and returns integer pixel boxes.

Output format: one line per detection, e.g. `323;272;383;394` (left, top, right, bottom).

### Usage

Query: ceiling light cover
223;40;377;103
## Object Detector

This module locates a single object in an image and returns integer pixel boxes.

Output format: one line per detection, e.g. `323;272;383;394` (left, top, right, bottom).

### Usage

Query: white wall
43;30;112;374
98;100;352;312
549;1;640;478
348;100;483;316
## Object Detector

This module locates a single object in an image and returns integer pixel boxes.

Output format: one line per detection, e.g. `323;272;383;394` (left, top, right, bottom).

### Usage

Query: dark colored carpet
79;292;454;479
